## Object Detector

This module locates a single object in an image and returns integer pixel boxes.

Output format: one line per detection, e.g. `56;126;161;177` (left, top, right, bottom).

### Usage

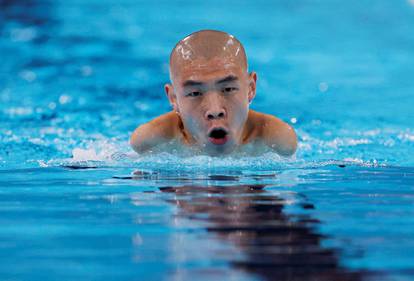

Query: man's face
167;56;256;155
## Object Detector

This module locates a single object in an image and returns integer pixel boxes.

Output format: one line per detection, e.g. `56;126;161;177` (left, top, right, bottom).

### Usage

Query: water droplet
318;82;329;93
48;102;56;110
81;65;93;76
19;70;37;82
59;94;71;105
10;27;37;42
134;101;149;111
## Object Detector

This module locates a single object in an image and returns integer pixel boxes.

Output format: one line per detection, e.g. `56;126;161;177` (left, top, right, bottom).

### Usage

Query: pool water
1;1;414;280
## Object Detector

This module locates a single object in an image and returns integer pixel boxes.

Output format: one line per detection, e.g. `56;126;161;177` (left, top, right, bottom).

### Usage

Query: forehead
173;56;246;84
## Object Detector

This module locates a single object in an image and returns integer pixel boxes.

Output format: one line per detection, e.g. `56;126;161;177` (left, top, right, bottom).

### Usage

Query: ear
165;83;179;112
247;71;257;103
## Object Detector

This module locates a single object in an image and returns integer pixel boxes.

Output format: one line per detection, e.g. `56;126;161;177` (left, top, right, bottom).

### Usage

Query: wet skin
130;30;297;156
168;56;255;154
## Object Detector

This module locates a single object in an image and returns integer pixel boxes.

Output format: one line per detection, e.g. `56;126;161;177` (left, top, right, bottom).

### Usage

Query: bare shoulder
251;110;298;156
130;111;179;153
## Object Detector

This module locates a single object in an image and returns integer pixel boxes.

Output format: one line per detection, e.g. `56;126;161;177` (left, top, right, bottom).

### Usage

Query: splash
42;137;386;173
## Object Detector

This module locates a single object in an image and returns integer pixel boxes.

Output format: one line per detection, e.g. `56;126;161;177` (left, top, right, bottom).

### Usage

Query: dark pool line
157;183;369;281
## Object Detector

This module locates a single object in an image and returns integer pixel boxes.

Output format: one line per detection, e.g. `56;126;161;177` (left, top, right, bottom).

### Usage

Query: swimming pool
1;0;413;280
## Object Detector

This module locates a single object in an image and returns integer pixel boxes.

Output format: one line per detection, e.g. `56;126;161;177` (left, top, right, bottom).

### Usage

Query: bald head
169;30;248;83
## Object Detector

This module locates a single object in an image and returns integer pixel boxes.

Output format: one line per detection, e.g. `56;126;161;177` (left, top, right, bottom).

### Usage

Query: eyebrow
217;75;238;84
182;75;239;88
182;80;203;87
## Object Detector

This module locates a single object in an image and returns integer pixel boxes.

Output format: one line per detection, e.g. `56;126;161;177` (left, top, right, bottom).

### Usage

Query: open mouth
208;128;229;145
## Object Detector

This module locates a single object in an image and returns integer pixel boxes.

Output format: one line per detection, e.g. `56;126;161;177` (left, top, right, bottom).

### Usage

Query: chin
204;140;236;156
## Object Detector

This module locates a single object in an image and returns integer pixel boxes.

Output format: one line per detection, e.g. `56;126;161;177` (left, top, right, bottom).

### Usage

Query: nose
204;94;226;120
205;109;225;120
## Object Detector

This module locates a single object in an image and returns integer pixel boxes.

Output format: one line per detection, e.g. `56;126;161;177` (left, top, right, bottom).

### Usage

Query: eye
223;87;237;93
187;91;202;97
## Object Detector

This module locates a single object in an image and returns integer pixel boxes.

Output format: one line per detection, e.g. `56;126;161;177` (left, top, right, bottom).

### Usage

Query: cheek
233;107;249;129
228;97;249;123
179;102;201;121
179;104;205;134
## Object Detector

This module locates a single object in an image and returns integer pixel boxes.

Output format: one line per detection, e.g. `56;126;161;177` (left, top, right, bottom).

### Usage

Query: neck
239;110;255;145
176;114;196;145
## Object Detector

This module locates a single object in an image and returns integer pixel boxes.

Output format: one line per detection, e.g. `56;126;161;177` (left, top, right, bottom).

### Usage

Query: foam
43;141;386;172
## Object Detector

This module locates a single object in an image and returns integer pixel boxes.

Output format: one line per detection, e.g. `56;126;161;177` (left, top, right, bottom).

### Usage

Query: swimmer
130;30;297;156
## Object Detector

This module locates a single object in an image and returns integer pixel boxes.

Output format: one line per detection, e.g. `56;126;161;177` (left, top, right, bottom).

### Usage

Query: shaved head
169;30;248;83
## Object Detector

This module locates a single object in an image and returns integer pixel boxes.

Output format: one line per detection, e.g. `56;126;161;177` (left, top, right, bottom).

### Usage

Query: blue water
1;0;414;280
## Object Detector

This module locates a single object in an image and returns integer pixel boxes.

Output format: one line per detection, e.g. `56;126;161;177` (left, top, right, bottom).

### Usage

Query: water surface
1;1;413;280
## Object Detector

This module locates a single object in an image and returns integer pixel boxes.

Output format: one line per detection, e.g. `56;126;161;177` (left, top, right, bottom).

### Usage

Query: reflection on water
159;181;364;281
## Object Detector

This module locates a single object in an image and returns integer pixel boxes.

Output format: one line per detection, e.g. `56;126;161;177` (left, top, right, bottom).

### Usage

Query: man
130;30;297;156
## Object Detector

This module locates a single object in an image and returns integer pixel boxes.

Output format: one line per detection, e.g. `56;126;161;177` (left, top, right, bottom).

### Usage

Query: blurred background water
0;0;413;167
0;1;414;280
